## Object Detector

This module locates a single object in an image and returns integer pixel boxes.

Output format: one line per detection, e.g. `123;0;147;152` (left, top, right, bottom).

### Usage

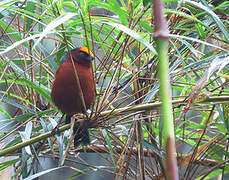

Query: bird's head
71;47;94;64
61;47;94;65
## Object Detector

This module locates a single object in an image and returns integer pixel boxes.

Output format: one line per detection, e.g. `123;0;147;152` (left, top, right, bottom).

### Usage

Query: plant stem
0;96;229;157
157;38;175;141
153;0;178;179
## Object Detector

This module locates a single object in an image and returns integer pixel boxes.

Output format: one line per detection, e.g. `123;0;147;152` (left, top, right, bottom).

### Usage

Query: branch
0;96;229;156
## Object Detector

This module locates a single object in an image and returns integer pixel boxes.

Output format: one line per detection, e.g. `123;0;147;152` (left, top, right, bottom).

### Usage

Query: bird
51;47;95;147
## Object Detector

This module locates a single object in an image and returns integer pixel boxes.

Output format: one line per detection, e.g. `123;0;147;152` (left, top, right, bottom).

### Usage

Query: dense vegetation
0;0;228;179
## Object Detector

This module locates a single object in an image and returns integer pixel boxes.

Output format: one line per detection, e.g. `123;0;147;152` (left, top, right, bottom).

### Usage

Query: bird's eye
79;51;94;62
79;51;89;58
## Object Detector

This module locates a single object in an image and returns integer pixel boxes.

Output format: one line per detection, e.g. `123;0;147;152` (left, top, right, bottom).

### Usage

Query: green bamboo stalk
153;0;178;179
157;38;175;141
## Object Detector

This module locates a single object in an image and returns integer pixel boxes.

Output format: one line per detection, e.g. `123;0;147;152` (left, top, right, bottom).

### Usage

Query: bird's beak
86;54;94;62
90;55;94;61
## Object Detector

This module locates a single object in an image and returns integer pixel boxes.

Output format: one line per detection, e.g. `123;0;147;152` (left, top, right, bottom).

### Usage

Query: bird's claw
51;126;60;136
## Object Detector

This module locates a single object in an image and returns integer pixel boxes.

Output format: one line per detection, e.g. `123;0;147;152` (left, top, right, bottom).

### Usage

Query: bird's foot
51;125;61;136
51;114;66;136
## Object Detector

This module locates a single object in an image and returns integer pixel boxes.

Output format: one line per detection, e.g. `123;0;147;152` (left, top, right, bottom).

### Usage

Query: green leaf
0;158;20;171
0;106;11;119
103;22;157;55
215;123;226;134
80;0;89;15
183;0;229;42
33;12;76;48
25;1;35;31
24;166;66;180
0;95;36;114
106;0;128;25
0;34;40;55
0;19;22;43
102;129;116;167
195;23;205;39
143;0;151;7
19;121;33;155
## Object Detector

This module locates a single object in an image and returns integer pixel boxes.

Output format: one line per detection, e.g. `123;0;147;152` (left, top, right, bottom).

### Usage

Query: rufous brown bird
51;47;95;147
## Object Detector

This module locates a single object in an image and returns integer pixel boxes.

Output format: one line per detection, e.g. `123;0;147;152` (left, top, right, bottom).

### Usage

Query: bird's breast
51;61;95;115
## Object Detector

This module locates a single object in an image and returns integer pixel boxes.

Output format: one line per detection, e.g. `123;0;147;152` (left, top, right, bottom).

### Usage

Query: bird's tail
73;124;90;147
66;115;90;148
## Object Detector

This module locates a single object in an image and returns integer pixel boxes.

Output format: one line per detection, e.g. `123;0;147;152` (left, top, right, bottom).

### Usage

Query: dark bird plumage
51;47;95;147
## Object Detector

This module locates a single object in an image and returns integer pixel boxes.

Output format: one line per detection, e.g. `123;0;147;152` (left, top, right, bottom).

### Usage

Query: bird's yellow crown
80;47;93;56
